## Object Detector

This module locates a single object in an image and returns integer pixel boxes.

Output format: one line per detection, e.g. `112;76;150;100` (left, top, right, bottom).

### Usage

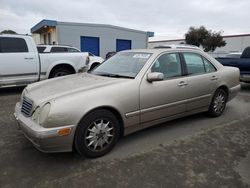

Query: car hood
25;73;129;104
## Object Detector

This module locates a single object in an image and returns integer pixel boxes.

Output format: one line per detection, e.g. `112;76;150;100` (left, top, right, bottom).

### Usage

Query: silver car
14;48;240;158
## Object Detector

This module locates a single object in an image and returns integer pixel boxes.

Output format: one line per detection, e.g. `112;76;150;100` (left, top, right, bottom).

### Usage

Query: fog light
57;128;71;136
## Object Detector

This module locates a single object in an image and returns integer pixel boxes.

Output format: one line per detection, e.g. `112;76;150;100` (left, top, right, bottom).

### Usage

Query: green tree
0;30;17;34
185;26;226;52
203;32;226;52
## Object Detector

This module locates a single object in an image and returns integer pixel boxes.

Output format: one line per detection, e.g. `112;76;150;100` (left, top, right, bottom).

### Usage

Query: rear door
0;37;39;86
181;52;219;111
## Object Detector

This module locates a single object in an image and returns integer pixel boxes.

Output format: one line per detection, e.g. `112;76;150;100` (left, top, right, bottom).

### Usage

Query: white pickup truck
37;44;104;71
0;34;93;88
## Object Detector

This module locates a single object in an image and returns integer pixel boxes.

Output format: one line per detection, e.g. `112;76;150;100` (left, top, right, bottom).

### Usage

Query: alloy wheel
84;119;114;152
213;91;226;114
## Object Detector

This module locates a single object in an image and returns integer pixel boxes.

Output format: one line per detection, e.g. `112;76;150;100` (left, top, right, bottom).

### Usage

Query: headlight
32;103;51;125
32;106;41;123
39;103;51;125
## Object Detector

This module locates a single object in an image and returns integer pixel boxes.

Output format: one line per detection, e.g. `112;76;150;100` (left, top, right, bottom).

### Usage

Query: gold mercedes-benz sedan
14;47;240;158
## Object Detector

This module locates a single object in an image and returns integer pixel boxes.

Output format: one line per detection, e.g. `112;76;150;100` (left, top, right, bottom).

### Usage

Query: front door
0;37;39;86
140;52;188;124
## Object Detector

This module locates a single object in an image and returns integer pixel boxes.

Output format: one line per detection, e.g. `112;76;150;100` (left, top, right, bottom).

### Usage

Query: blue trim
31;19;57;33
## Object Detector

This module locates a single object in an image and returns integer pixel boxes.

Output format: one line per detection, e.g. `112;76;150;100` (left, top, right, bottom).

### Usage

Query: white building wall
148;35;250;56
214;36;250;53
148;40;184;49
56;22;148;58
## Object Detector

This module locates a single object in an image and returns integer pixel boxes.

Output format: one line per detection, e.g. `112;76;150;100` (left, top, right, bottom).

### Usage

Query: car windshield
91;52;152;78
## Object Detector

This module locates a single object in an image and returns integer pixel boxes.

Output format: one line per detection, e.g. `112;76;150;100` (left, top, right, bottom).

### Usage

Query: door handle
24;57;34;60
178;81;188;87
210;75;218;81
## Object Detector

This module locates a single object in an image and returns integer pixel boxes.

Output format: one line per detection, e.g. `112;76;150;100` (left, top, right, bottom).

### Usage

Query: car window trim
181;52;218;76
202;56;217;72
148;52;185;80
51;47;68;53
0;37;28;53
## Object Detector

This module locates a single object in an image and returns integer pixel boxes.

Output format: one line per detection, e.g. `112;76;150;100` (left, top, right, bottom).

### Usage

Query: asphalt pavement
0;84;250;188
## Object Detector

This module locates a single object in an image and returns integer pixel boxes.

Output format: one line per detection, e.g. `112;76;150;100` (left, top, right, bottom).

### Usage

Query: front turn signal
57;128;71;136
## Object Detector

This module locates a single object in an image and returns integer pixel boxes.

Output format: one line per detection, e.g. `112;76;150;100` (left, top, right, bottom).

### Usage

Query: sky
0;0;249;41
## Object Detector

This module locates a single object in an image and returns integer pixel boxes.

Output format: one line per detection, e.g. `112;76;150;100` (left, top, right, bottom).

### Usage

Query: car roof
153;44;201;50
0;34;32;39
37;44;77;48
122;48;203;54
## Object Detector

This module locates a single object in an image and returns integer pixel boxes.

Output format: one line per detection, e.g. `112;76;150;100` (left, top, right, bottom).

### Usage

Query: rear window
0;37;28;53
37;46;46;53
68;48;80;52
51;47;68;52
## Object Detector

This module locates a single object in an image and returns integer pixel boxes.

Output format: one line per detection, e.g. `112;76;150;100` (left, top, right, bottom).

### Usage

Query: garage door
116;39;131;52
80;36;100;56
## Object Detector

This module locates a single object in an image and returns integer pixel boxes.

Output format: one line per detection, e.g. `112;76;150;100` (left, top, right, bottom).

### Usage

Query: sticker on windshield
133;54;151;59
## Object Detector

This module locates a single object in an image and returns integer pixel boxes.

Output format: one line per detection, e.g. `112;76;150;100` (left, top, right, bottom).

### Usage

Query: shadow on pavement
0;86;25;96
241;83;250;92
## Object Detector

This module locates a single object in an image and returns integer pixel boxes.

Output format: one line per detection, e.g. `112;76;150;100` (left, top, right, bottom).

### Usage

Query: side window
67;48;80;52
151;53;182;79
37;47;46;53
0;37;28;53
51;47;68;52
183;53;205;75
203;58;216;73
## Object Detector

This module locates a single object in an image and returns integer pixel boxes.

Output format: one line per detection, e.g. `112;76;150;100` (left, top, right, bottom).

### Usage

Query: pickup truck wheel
74;109;120;158
89;63;100;71
50;68;71;78
208;89;227;117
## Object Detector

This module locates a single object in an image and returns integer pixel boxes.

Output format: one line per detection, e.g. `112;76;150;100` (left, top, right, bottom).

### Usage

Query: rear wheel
208;88;228;117
74;109;120;158
49;68;72;78
89;63;100;71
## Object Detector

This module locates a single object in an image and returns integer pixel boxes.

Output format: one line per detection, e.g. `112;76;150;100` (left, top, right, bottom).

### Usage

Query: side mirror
147;72;164;82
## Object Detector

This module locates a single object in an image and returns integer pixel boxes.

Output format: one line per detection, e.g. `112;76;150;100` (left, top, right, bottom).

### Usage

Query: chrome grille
21;97;33;117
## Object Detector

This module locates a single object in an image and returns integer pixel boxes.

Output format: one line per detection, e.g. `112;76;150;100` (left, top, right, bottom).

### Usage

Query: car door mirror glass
147;72;164;82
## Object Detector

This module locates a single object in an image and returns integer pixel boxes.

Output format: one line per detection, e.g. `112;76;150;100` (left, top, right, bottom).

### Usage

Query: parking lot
1;84;250;187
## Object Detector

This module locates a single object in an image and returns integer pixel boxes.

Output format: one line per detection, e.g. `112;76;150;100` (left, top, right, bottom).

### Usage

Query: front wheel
74;109;120;158
208;89;228;117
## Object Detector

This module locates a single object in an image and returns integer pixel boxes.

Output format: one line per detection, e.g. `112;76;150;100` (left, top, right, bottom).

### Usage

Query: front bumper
14;102;77;153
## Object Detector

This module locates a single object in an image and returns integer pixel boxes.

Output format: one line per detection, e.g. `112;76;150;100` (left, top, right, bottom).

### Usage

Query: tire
208;88;228;117
49;68;72;78
89;63;100;71
74;109;120;158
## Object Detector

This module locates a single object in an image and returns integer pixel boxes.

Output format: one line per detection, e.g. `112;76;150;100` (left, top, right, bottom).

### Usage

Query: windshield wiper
97;73;134;79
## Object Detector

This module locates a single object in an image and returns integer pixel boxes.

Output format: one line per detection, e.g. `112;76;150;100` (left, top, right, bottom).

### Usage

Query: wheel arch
89;62;100;70
209;84;229;106
48;63;76;78
217;85;229;98
77;106;125;138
